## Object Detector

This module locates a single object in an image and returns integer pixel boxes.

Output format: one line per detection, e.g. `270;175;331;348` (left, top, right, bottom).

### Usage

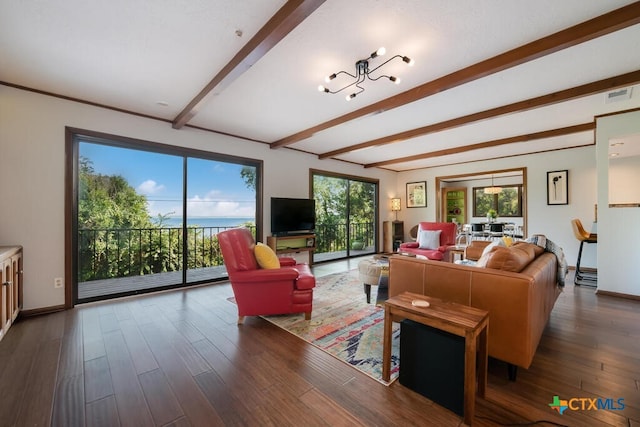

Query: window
473;185;523;217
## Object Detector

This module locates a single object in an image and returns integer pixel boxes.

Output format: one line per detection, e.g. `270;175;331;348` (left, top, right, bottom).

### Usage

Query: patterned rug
262;269;400;385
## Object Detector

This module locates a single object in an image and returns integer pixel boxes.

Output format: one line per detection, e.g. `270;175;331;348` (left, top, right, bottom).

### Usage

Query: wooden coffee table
383;292;489;425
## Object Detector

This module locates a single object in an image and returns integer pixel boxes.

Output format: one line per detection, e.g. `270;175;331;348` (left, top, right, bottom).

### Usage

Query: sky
79;142;256;218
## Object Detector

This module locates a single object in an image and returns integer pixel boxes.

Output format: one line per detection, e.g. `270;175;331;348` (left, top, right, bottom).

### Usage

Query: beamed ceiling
2;0;640;171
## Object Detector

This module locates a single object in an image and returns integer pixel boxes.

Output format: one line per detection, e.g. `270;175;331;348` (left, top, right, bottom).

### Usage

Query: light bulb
402;56;415;66
376;47;386;56
325;73;336;83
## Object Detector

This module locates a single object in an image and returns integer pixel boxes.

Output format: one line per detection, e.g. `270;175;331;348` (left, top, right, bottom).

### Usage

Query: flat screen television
271;197;316;236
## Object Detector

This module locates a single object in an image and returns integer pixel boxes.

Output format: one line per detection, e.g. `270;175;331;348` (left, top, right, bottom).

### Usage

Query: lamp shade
484;174;502;194
391;198;401;211
484;186;502;194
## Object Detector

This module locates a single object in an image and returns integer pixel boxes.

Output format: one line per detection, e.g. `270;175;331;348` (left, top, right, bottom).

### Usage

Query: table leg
382;305;392;382
363;283;371;303
463;334;476;426
477;324;488;398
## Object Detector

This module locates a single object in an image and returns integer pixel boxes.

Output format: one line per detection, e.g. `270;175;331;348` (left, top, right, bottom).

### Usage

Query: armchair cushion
254;242;280;269
417;230;441;250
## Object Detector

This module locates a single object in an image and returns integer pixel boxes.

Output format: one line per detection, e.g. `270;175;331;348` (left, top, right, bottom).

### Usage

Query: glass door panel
348;180;376;257
185;158;257;283
312;173;377;262
77;142;184;301
313;175;348;262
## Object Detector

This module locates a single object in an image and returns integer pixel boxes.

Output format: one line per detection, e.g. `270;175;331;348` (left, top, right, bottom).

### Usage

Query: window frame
472;184;523;218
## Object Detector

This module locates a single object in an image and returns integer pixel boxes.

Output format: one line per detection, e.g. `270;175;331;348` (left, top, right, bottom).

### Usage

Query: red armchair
217;228;315;324
397;221;457;261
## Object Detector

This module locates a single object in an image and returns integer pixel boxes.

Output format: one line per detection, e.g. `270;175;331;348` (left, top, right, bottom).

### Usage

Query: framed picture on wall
407;181;427;208
547;170;568;205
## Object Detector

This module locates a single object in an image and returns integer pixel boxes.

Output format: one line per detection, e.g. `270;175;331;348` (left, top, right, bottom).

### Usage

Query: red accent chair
397;221;457;261
218;228;315;324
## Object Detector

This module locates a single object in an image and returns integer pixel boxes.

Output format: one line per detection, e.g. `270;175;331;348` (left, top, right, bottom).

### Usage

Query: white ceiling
2;0;639;171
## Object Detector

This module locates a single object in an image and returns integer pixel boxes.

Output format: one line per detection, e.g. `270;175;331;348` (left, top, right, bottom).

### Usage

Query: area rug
261;269;400;385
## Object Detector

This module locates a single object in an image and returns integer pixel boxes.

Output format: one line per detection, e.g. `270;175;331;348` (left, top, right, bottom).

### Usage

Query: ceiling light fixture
484;175;502;195
318;47;414;101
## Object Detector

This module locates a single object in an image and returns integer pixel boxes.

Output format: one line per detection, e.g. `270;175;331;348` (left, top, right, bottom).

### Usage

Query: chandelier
484;175;502;194
318;47;414;101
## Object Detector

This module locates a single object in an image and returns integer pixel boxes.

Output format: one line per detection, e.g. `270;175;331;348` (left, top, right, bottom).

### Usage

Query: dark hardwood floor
0;259;638;426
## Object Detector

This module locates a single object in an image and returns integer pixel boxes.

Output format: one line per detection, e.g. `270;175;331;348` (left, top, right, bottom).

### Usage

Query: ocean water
160;217;254;228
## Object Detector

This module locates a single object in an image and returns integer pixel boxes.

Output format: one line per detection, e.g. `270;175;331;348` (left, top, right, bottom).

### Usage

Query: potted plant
486;208;498;223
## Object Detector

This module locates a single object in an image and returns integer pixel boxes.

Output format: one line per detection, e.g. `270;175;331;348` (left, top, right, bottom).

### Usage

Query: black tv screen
271;197;316;236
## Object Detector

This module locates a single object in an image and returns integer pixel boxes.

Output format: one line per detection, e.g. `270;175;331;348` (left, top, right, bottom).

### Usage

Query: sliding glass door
312;171;378;262
73;132;259;303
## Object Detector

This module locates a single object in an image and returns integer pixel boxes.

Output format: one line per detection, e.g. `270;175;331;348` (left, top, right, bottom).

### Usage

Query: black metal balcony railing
78;221;374;282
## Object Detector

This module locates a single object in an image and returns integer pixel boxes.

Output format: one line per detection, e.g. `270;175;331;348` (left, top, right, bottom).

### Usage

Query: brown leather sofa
388;241;561;379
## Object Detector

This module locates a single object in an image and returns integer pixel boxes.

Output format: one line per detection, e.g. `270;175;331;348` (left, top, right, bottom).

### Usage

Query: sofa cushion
418;229;441;249
485;245;535;272
254;242;280;269
513;241;544;257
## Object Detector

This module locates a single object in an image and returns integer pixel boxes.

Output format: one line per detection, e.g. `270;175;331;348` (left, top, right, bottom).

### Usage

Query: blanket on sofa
526;234;568;286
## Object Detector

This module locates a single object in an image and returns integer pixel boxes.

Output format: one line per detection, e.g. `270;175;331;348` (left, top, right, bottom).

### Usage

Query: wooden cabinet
442;188;467;224
267;234;316;265
383;221;404;253
1;246;22;342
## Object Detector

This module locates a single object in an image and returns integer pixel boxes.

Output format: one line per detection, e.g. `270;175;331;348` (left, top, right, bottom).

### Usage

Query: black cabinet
399;319;465;416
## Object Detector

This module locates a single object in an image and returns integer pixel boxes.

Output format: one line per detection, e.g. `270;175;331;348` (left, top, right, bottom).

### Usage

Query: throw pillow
254;242;280;269
475;251;493;268
417;230;441;249
501;236;513;247
485;245;535;273
513;241;544;257
480;238;505;257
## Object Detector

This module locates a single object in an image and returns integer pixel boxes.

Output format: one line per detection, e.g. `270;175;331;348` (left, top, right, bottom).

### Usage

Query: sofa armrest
464;240;491;261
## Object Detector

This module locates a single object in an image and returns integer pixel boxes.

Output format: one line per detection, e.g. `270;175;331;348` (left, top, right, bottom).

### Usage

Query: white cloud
186;194;255;218
137;179;165;195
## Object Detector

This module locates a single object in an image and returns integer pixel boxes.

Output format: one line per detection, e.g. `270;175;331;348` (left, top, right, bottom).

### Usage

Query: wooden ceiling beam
321;70;640;161
172;0;325;129
271;1;640;149
364;123;595;168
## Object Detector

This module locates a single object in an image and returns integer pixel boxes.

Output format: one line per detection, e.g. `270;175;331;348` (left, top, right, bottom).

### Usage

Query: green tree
240;165;256;190
78;157;152;229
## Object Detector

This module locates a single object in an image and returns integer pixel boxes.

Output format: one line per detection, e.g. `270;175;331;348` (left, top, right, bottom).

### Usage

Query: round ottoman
358;257;389;304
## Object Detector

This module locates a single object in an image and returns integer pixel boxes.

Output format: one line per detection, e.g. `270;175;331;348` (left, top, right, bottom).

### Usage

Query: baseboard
595;290;640;301
20;304;66;318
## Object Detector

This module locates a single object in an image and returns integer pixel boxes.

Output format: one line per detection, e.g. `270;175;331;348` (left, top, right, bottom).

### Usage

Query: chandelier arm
326;79;361;94
333;70;357;79
367;55;403;75
367;74;391;82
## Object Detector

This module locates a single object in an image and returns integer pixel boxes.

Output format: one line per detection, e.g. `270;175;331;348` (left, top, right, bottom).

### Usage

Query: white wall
0;86;397;310
608;154;640;204
395;146;598;274
596;110;640;296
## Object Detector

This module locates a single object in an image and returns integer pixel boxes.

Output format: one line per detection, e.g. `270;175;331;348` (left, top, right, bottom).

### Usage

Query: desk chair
571;219;597;287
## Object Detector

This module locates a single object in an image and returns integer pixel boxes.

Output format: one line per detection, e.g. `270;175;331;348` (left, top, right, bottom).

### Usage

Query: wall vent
605;87;633;103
